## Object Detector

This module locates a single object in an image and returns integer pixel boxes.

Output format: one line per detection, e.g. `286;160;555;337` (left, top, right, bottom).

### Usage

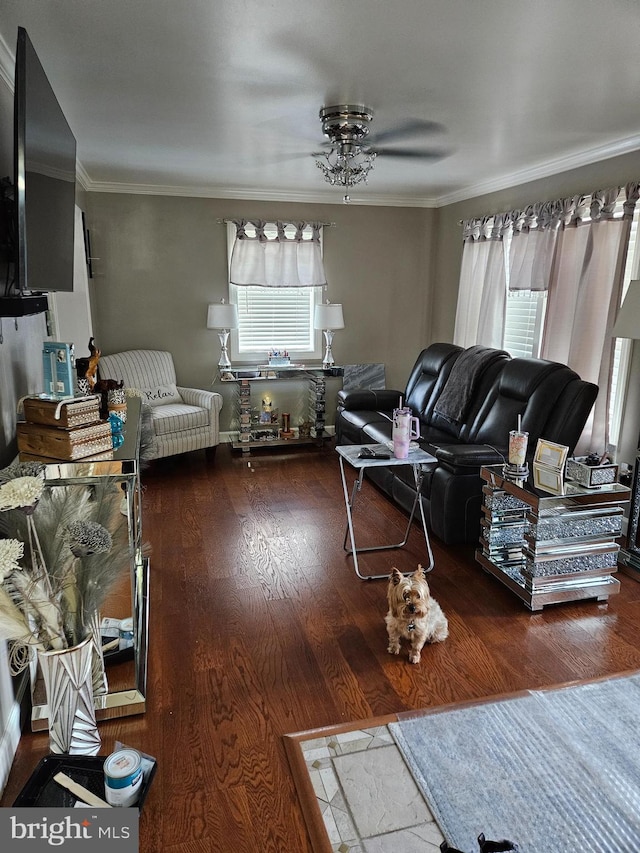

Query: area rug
390;671;640;853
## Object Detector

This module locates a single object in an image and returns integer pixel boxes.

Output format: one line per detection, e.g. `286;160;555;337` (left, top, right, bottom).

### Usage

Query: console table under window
476;464;630;611
220;365;343;451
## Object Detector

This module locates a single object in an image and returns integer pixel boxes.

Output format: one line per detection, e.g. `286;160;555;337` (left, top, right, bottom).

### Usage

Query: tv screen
14;26;76;294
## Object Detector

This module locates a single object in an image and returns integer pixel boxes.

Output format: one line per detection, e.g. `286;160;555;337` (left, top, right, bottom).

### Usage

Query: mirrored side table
476;464;630;611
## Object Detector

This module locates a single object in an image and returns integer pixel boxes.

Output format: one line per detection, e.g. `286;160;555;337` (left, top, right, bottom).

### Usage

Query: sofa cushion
467;359;575;448
404;343;462;422
151;403;210;436
141;383;183;408
337;409;392;444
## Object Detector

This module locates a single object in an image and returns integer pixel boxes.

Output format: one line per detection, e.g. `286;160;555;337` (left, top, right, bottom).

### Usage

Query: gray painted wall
85;193;437;432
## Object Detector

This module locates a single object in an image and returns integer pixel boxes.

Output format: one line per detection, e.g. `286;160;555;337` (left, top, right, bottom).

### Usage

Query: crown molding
83;179;440;207
4;28;640;210
75;161;91;192
435;134;640;207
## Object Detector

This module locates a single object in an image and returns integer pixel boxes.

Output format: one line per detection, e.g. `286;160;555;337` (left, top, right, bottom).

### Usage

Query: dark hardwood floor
3;441;640;851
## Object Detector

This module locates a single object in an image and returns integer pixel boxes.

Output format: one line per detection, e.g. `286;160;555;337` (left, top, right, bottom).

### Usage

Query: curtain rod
217;218;335;226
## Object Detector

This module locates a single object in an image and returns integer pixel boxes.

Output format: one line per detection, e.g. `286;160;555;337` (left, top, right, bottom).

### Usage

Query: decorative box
268;357;291;367
42;342;75;397
22;395;101;429
566;456;619;488
17;421;113;461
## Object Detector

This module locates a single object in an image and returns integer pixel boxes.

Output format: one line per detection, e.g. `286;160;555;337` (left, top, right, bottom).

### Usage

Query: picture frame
533;462;565;495
534;438;569;471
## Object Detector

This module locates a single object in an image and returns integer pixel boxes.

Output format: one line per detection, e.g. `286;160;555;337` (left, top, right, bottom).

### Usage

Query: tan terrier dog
385;565;449;663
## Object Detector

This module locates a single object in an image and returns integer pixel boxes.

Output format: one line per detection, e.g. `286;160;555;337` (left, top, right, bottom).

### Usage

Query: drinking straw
517;414;522;433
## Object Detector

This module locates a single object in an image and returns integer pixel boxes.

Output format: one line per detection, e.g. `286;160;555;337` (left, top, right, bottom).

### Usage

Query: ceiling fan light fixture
315;146;377;185
313;103;446;202
315;104;377;202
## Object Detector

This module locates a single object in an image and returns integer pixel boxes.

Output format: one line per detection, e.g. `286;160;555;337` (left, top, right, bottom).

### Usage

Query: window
502;198;640;449
503;291;547;358
226;223;323;363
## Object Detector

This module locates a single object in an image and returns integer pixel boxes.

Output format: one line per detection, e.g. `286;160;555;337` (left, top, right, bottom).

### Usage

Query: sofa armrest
178;387;223;413
337;389;403;411
434;443;505;472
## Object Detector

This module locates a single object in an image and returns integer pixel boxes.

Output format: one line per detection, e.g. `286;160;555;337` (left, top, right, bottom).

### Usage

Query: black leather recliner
335;343;598;545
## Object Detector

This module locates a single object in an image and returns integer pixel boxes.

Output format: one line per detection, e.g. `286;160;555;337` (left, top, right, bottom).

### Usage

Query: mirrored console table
476;464;630;611
220;365;343;451
27;396;148;729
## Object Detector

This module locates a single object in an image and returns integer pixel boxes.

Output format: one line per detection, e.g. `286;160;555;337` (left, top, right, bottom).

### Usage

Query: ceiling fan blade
368;119;445;145
372;147;449;160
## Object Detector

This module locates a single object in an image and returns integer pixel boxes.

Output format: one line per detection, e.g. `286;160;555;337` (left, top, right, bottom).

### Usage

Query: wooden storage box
17;421;113;461
22;396;101;429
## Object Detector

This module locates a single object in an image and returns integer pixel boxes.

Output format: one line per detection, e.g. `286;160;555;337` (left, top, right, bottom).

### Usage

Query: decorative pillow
140;383;183;407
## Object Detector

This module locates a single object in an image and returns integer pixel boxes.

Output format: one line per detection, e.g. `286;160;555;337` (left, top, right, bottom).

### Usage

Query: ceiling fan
313;104;447;201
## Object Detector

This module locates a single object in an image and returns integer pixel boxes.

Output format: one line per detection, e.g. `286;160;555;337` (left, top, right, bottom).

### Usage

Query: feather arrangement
0;462;131;670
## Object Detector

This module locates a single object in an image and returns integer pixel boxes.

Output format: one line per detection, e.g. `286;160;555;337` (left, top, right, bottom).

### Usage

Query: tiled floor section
300;724;445;852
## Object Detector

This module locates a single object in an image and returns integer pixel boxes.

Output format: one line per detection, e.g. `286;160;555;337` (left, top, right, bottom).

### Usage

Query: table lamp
207;299;238;369
314;301;345;368
612;278;640;572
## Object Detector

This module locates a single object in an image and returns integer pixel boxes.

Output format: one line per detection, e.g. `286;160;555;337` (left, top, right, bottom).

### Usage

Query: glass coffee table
336;443;436;580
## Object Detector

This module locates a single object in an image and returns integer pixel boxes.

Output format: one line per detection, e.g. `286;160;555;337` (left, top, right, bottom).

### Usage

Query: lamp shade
314;302;344;330
612;280;640;339
207;301;238;330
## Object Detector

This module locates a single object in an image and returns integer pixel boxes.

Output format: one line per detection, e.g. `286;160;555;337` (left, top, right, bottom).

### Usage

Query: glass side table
476;464;630;611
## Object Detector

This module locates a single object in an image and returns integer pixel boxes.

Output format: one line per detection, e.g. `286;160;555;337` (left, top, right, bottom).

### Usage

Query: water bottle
392;407;420;459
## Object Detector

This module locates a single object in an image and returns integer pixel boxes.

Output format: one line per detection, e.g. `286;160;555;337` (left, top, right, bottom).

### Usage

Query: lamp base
217;330;232;370
322;329;335;368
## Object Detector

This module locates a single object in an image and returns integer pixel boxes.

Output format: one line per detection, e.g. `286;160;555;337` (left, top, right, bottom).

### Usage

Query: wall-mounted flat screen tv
14;26;77;295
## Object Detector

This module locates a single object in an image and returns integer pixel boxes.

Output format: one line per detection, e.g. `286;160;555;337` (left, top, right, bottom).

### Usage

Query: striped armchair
99;350;223;460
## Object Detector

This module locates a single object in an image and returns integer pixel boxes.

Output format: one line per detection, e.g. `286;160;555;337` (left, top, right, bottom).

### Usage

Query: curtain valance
229;219;327;287
463;182;639;293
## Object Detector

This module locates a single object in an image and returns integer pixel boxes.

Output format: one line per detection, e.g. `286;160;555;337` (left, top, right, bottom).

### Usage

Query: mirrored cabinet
29;395;149;730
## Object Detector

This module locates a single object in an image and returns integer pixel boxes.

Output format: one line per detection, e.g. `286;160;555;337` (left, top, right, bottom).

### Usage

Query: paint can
104;748;143;807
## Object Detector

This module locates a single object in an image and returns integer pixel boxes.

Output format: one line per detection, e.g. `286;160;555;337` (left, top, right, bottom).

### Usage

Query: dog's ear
390;567;403;585
413;564;426;581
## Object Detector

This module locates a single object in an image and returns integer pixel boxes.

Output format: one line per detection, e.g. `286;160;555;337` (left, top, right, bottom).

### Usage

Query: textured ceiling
2;0;640;206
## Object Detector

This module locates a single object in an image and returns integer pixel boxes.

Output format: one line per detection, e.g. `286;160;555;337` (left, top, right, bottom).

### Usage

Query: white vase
37;635;101;755
87;610;109;697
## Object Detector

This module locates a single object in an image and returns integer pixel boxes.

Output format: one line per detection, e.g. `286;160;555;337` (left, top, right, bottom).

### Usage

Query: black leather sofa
336;343;598;545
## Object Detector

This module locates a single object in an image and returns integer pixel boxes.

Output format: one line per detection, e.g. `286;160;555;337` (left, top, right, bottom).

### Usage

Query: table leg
339;458;435;579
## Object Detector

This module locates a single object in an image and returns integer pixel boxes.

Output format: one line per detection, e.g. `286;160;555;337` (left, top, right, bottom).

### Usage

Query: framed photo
533;462;565;495
534;438;569;471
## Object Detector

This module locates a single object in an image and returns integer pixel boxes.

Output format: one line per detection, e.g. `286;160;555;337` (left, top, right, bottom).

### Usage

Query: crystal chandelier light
315;105;377;203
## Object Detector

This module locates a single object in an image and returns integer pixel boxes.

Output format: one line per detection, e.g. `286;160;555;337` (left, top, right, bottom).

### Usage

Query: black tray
13;754;157;810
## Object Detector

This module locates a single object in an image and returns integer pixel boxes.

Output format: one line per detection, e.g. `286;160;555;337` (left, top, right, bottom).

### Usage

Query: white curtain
229;220;327;287
541;183;640;453
454;215;508;348
509;201;560;292
455;182;639;454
